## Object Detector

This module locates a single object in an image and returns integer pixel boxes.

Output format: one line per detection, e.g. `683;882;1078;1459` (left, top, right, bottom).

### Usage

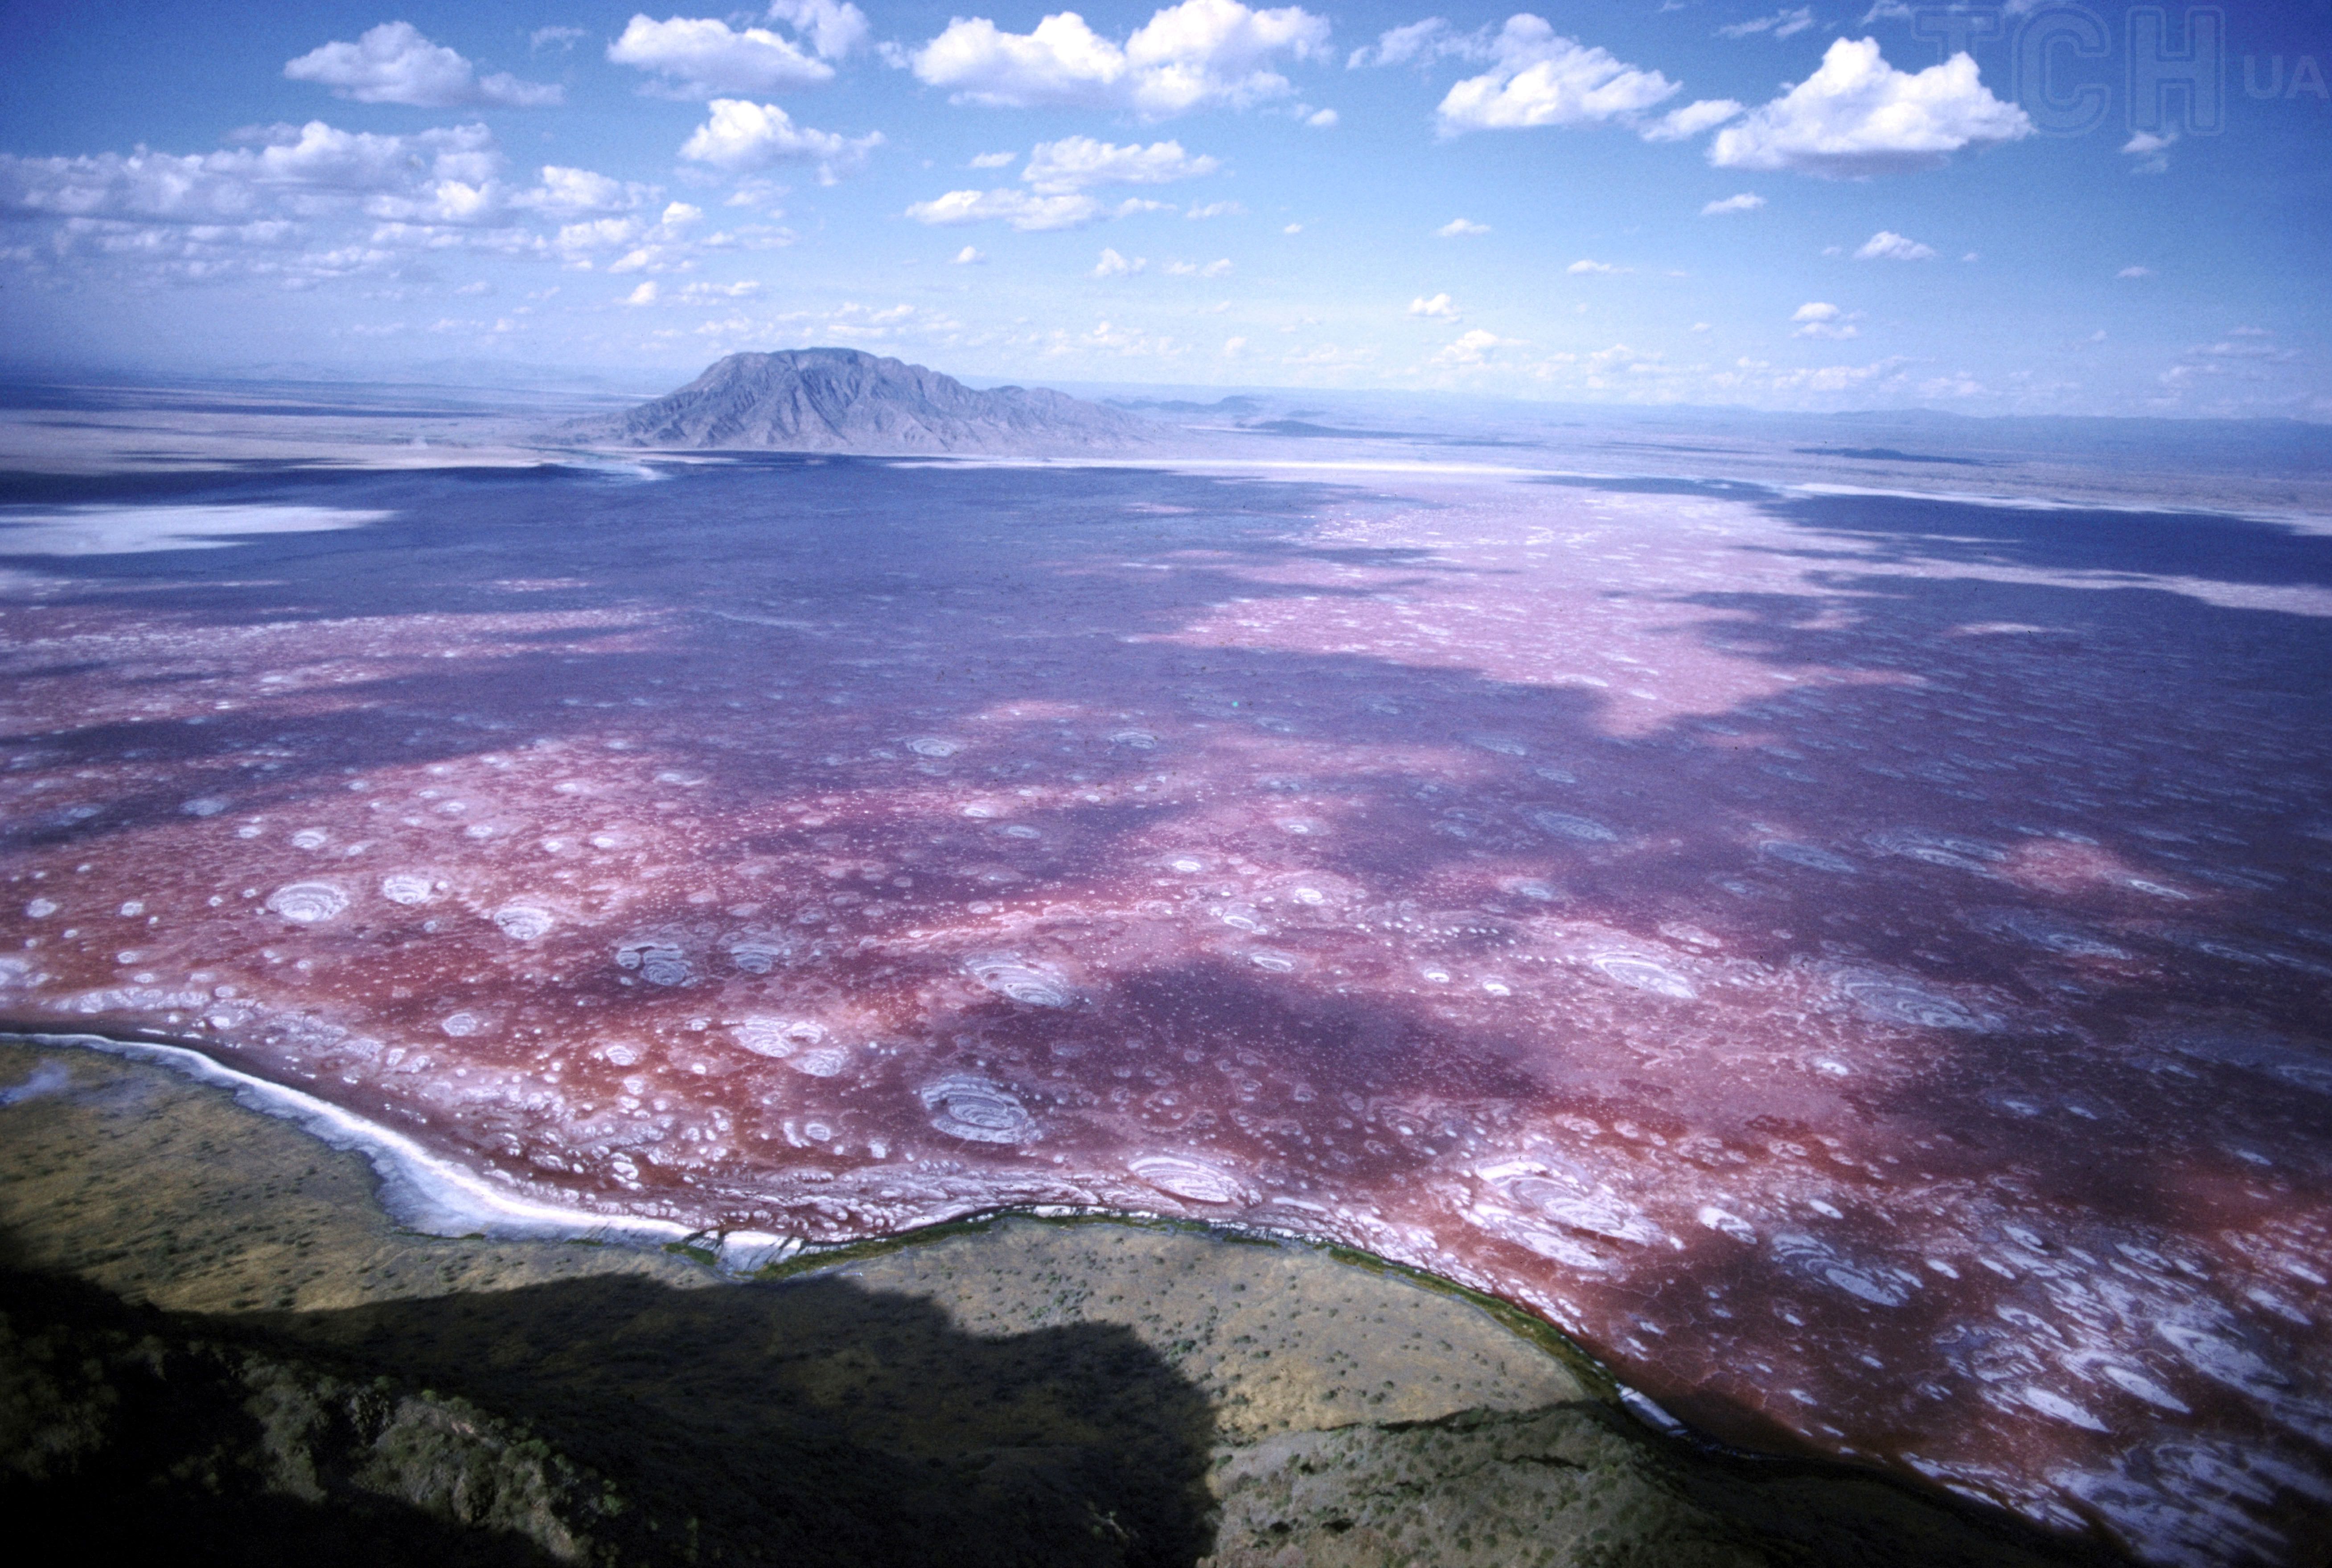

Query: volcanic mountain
565;348;1154;455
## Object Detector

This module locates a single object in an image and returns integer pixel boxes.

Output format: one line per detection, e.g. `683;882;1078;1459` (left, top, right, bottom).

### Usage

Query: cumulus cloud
908;187;1109;230
2123;128;2175;175
1566;258;1624;274
1435;16;1679;135
1700;192;1765;215
1022;136;1220;192
1092;247;1147;276
608;14;835;97
969;150;1018;168
678;99;883;182
910;1;1331;119
953;245;987;263
1791;300;1860;338
1304;106;1338;127
1437;216;1490;236
0;119;756;297
1855;229;1935;260
284;22;562;108
1348;17;1492;70
908;137;1209;229
1185;200;1245;217
1433;327;1522;365
1717;6;1815;39
1164;257;1233;275
2118;265;2153;278
0;121;504;225
1409;291;1459;318
766;0;872;60
1710;38;2031;176
1638;98;1743;142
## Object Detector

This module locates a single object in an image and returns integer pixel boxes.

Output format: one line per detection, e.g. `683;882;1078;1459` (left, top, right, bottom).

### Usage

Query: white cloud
1689;321;1711;332
1022;136;1220;193
0;122;515;235
1710;38;2032;177
1349;18;1493;70
910;1;1331;119
1922;373;1988;399
678;100;883;183
1092;247;1147;276
285;22;562;108
1305;107;1338;127
1223;335;1248;356
1717;7;1815;40
1184;200;1245;217
1436;217;1490;236
1409;291;1459;318
624;280;660;305
2118;265;2153;278
1566;258;1624;274
908;188;1103;230
531;27;588;53
1765;355;1905;391
953;245;987;263
1164;257;1233;275
969;150;1019;168
1433;327;1521;365
1855;229;1935;260
2123;128;2175;175
1700;192;1764;215
1435;16;1679;135
608;15;835;97
1639;98;1744;142
765;0;872;60
906;174;1175;230
1791;300;1860;338
519;165;655;216
1283;221;1302;233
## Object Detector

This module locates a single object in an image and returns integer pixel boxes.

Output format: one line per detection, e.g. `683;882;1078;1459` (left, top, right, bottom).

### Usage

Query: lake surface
3;442;2328;1563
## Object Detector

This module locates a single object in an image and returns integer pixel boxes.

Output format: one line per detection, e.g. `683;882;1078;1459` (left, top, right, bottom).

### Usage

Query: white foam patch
0;504;391;556
1592;954;1697;1000
265;882;348;923
1129;1154;1249;1205
380;874;435;905
920;1073;1038;1144
965;954;1072;1008
1533;811;1618;843
493;905;554;941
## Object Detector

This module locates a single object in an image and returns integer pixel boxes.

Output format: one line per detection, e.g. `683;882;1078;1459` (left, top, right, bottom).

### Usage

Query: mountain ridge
562;348;1154;455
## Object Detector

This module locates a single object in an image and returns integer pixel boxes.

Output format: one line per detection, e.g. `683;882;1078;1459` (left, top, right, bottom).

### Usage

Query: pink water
4;455;2328;1561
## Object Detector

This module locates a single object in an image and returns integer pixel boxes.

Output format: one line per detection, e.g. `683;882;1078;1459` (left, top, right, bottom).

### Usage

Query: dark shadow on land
0;1236;2131;1568
0;1254;1219;1568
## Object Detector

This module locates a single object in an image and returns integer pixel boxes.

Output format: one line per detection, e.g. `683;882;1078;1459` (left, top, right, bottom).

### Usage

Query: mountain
561;348;1155;455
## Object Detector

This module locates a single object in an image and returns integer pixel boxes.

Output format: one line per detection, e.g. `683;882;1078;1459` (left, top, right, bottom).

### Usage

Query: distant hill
561;348;1154;455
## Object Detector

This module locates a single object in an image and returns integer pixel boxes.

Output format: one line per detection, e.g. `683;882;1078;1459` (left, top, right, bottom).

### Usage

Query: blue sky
1;1;2325;416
